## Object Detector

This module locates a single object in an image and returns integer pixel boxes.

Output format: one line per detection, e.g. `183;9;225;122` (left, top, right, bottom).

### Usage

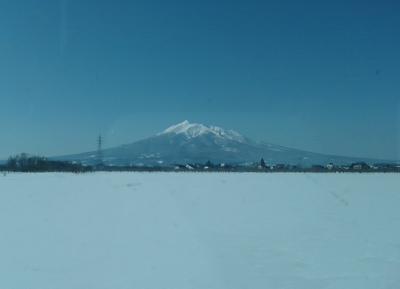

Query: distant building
275;164;287;171
350;162;370;171
326;163;334;170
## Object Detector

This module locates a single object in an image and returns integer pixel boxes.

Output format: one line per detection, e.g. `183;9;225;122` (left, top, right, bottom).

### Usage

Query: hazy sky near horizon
0;0;399;160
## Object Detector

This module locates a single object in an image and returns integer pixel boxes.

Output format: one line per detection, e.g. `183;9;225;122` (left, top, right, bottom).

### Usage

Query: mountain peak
57;120;378;167
160;120;246;143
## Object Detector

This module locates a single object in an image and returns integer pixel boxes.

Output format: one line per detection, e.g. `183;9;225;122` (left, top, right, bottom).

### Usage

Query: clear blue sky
0;0;399;160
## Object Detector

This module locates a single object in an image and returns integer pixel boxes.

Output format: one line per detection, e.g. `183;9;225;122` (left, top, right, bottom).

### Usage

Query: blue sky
0;0;399;160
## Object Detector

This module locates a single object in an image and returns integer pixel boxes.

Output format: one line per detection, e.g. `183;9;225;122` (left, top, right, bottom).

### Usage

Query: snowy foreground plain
0;173;399;289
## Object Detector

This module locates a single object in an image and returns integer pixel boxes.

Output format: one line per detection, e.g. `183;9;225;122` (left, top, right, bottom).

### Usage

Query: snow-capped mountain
56;120;380;166
159;120;246;143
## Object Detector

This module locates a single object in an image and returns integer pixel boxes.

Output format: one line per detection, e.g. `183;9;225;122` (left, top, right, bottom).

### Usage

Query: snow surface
0;173;399;289
160;120;245;143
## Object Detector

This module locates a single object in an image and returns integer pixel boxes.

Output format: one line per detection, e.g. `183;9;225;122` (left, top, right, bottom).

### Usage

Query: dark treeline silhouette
86;160;400;173
0;154;398;173
1;153;92;173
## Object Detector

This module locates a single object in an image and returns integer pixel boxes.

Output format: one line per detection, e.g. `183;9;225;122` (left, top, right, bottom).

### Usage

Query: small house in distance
350;162;371;171
326;163;334;170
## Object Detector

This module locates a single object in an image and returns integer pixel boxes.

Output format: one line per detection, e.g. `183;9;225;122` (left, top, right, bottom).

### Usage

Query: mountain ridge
54;121;390;167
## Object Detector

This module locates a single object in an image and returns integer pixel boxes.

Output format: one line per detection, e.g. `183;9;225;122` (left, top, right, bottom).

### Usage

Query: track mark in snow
329;190;349;206
126;182;142;188
305;174;349;206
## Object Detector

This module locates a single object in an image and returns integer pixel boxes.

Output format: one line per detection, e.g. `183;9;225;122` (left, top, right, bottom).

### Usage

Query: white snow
0;173;399;289
160;120;246;143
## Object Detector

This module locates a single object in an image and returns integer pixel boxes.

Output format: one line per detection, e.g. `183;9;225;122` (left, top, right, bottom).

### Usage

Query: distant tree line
0;153;92;173
85;159;400;173
0;155;398;173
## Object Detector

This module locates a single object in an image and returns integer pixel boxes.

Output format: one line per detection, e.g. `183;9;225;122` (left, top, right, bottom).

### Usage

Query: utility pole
97;134;103;167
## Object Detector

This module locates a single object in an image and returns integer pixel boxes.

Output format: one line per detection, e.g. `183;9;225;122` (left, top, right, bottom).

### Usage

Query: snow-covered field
0;173;399;289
